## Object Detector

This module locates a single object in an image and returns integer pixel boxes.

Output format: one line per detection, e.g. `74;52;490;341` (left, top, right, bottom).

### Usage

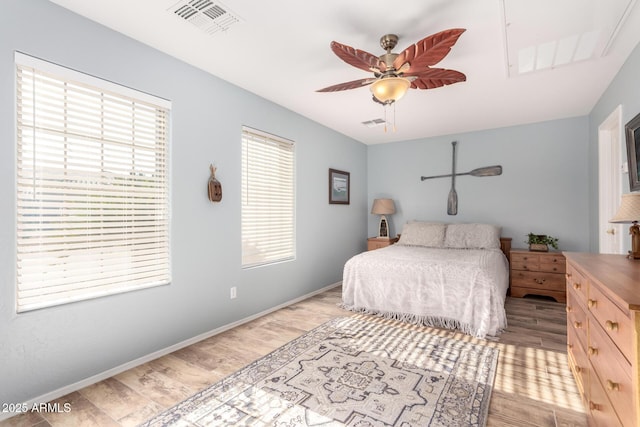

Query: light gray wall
0;0;366;405
588;42;640;252
367;117;591;251
4;0;637;410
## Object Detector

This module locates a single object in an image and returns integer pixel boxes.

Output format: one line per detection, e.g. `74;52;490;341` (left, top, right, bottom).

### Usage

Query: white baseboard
0;281;342;422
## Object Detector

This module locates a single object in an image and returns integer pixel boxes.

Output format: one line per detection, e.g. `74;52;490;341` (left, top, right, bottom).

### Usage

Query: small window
15;52;171;312
241;127;295;268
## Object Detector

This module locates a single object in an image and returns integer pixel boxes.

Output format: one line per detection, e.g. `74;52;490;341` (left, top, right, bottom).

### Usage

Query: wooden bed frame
500;237;512;264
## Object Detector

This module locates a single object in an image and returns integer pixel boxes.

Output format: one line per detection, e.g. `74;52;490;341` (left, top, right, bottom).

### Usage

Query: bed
341;222;510;338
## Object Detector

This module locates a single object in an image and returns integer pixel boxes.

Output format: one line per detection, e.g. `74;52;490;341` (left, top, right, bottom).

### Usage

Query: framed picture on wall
329;168;350;204
625;112;640;192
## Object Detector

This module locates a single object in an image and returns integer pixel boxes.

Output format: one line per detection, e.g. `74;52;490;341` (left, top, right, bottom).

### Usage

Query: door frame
598;105;624;254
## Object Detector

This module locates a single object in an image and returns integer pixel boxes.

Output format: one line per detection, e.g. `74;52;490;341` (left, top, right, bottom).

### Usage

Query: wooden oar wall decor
420;141;502;215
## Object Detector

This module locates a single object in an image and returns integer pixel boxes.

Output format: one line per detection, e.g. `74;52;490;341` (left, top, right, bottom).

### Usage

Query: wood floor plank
145;355;223;392
40;392;119;427
113;364;196;409
487;390;558;426
77;377;153;422
0;289;588;427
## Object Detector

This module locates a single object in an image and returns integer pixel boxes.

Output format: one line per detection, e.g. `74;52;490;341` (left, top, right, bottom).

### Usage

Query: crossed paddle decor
421;141;502;215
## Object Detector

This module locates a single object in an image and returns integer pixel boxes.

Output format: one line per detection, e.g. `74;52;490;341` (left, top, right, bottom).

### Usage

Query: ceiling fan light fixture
370;77;411;104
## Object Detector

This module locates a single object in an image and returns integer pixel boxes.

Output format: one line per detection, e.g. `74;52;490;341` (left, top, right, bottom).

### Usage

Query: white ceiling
48;0;640;145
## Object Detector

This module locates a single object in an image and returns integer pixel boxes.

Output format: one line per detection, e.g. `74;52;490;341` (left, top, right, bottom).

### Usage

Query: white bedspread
341;245;509;338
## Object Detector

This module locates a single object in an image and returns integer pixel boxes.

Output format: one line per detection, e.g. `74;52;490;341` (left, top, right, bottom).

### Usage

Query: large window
241;127;295;268
15;52;171;312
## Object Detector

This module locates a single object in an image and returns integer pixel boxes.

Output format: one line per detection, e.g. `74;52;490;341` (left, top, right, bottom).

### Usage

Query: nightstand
510;249;566;302
367;237;398;251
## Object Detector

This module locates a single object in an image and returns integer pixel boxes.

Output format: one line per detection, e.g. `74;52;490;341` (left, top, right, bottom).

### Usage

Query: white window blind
241;127;295;268
15;52;171;312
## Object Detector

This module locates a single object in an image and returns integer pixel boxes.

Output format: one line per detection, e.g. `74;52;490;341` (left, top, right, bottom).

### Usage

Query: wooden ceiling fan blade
316;78;377;93
330;41;386;73
406;68;466;90
393;28;466;73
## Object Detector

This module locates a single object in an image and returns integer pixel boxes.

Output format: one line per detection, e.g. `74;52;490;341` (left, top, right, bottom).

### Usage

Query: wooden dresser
564;252;640;427
367;237;398;251
510;249;566;302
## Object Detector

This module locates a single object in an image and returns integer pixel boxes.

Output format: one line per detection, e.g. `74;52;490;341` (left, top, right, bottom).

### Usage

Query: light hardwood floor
1;287;587;426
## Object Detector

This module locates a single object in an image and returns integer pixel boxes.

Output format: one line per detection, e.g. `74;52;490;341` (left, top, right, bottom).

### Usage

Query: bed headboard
500;237;512;263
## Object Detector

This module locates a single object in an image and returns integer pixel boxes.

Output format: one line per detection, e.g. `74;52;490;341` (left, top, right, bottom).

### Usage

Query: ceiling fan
317;29;467;105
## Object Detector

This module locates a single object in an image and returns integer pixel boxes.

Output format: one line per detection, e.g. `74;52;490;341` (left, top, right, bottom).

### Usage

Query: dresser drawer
567;291;588;351
589;319;634;426
511;251;538;264
512;252;565;271
567;326;588;396
538;252;566;273
511;252;540;271
511;270;565;291
589;284;633;363
539;261;566;274
511;260;537;271
589;372;624;427
566;262;588;308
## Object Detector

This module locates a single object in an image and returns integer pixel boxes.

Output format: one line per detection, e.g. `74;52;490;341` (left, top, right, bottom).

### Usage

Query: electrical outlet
230;287;237;299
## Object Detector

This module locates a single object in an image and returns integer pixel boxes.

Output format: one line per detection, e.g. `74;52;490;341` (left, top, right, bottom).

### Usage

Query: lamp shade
370;77;411;104
371;198;396;215
610;192;640;223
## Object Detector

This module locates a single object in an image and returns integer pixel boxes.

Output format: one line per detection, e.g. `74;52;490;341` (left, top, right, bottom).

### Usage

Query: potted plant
526;233;559;252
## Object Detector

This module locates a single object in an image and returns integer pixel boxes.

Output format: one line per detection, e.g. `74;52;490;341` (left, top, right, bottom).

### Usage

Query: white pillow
397;222;446;247
444;223;501;249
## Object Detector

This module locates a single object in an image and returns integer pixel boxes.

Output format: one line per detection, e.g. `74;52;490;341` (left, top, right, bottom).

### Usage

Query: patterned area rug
141;316;498;426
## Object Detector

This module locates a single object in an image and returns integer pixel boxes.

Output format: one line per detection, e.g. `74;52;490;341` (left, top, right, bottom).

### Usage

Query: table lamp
610;192;640;259
371;198;395;239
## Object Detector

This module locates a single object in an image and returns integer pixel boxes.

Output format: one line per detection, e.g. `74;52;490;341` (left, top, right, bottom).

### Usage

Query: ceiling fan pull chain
393;102;397;132
383;104;388;133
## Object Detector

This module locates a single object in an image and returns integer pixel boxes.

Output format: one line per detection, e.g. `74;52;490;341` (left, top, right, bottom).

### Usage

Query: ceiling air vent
362;119;388;128
168;0;241;36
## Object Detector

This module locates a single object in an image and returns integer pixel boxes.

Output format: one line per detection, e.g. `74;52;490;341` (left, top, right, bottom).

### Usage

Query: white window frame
15;52;171;312
241;127;295;268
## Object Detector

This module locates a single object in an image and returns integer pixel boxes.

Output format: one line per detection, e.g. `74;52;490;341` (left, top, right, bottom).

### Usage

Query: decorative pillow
444;223;501;249
397;222;446;247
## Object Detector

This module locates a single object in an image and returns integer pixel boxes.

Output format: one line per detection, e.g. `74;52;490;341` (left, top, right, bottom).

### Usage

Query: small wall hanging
420;141;502;215
208;164;222;202
329;168;350;204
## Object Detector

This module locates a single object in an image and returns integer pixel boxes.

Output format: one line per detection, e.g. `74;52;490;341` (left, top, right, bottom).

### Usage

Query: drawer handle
588;346;598;356
566;306;572;313
605;320;619;331
573;321;582;329
572;283;581;290
588;401;600;411
566;272;572;279
534;278;546;284
587;299;597;308
552;258;558;262
606;380;620;391
574;365;581;374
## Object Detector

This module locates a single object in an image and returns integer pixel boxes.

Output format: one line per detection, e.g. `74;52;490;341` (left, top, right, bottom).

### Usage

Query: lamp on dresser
371;198;395;239
610;192;640;259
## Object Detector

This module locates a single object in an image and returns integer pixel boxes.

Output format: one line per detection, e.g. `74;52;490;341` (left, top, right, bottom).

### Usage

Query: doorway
598;105;623;254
